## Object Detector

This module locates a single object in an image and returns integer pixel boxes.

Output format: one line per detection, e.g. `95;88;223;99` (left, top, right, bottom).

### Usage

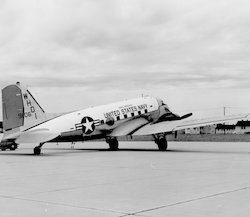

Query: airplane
0;82;249;155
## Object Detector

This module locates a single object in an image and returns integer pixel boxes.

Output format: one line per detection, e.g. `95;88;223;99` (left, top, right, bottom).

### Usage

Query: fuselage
30;96;166;142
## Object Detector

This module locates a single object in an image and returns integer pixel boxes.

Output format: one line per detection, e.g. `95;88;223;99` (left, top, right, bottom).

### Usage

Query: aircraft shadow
0;148;249;156
167;149;249;155
67;148;250;155
0;148;162;156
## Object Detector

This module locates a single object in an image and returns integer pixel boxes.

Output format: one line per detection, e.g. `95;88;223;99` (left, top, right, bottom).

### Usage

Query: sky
1;0;250;120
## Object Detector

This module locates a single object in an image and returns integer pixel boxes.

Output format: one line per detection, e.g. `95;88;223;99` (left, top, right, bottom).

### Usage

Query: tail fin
2;82;47;133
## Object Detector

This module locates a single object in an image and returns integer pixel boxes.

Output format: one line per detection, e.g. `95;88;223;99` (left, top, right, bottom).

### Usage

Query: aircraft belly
58;118;130;140
59;117;139;140
60;129;102;138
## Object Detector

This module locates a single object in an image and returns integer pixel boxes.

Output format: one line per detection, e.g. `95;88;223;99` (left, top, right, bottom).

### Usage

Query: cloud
1;0;250;117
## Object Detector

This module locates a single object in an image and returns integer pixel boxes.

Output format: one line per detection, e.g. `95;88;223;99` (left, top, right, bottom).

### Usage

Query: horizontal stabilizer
133;114;250;136
15;128;60;143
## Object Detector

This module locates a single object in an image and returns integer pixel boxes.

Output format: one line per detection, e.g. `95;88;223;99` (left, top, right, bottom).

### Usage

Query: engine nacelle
105;117;115;126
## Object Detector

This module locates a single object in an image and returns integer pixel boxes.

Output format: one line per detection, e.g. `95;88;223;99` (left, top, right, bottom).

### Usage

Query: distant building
185;127;200;134
177;129;185;134
185;124;216;134
200;124;216;134
215;124;235;134
235;120;250;134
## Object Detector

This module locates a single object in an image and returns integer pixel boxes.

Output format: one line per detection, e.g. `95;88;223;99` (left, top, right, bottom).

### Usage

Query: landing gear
33;143;45;155
106;137;119;151
154;134;168;151
34;147;41;155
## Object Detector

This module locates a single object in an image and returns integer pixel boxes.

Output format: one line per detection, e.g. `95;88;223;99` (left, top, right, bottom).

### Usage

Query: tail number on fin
18;93;37;119
18;108;36;119
18;110;35;119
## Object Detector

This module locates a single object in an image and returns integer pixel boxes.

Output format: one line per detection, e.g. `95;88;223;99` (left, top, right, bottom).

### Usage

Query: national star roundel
81;116;95;134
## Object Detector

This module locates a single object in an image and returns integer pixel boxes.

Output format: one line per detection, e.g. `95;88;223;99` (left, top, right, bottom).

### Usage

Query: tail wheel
33;143;45;155
34;147;41;155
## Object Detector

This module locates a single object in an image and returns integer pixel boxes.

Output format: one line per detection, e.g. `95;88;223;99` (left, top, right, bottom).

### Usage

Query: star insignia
75;116;96;134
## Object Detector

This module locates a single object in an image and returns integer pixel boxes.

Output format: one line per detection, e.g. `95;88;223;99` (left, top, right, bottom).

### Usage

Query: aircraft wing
132;114;250;136
15;128;60;143
109;117;149;137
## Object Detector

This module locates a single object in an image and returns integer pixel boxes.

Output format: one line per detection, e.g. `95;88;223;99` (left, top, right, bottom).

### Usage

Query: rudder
2;82;46;131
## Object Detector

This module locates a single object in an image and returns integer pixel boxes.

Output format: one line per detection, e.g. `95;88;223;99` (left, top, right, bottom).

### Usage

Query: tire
157;138;168;151
109;139;119;151
34;147;41;155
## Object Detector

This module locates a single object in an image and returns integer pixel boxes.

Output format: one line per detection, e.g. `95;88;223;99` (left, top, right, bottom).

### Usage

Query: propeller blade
180;113;193;120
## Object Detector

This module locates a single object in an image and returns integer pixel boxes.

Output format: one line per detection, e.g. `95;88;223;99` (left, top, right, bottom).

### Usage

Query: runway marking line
128;186;250;216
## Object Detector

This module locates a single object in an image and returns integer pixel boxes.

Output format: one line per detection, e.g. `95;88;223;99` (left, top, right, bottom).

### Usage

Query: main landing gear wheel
155;135;168;151
34;147;41;155
33;143;45;155
107;138;119;151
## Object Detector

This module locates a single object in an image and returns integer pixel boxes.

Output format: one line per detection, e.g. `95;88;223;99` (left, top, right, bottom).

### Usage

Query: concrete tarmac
0;141;250;217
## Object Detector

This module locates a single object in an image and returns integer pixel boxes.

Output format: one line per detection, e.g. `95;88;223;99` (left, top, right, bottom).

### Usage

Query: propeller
173;113;192;139
180;113;193;120
154;112;193;123
162;112;193;121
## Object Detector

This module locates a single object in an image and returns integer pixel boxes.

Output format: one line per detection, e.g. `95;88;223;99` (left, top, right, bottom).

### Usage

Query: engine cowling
105;117;115;126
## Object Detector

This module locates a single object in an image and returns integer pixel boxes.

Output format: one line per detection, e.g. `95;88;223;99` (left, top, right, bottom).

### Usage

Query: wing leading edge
132;114;250;136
